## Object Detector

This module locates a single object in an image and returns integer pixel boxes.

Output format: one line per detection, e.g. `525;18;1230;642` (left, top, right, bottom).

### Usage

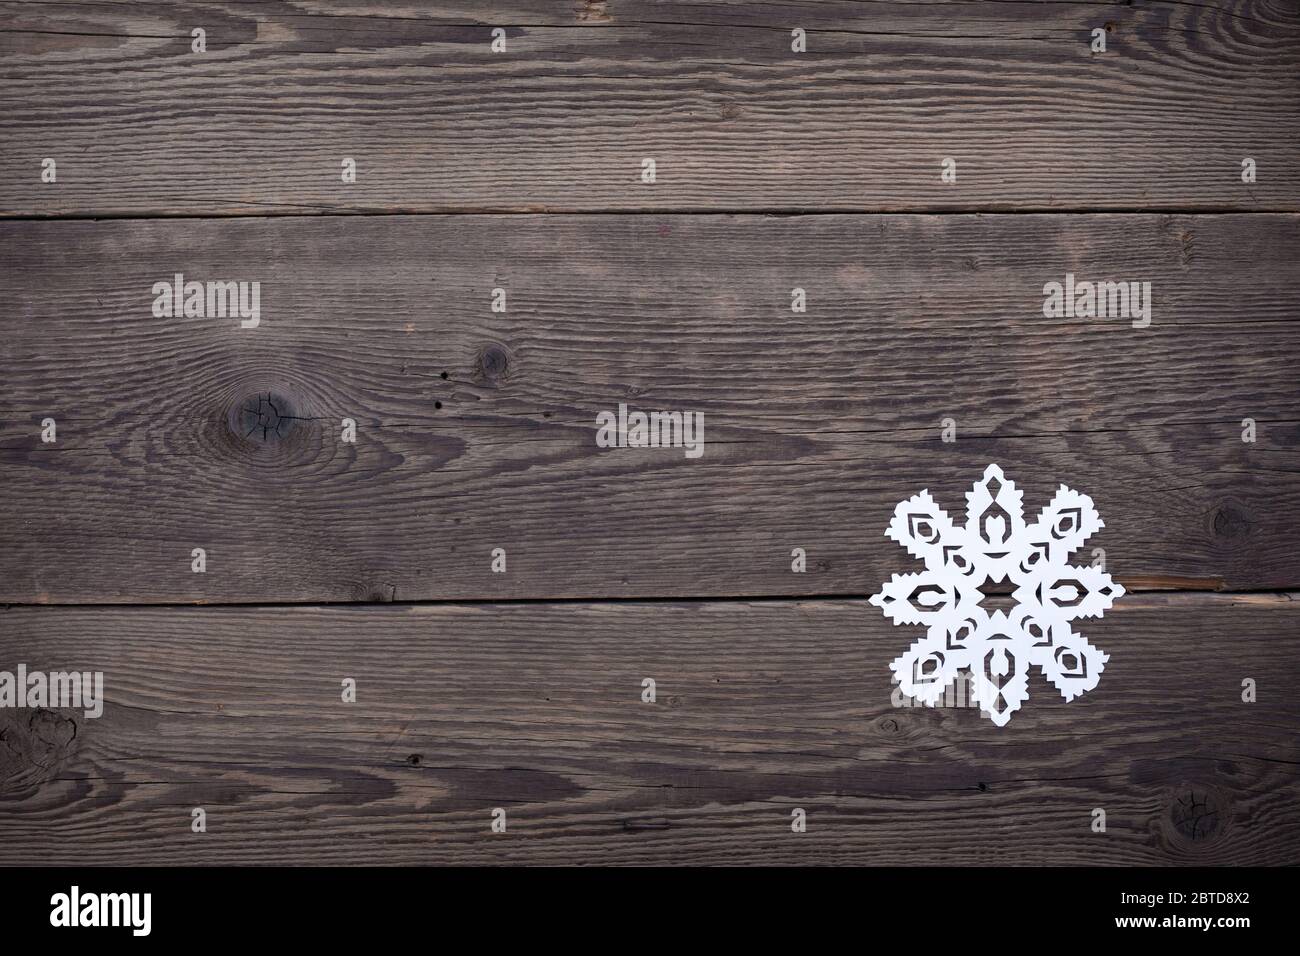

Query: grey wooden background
1;0;1298;865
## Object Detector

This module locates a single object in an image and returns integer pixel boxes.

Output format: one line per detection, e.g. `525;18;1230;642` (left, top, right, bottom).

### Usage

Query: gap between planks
4;208;1300;223
4;590;1296;612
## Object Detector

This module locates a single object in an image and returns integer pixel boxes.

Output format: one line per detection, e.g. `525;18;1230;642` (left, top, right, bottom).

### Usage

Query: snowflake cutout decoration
869;464;1124;726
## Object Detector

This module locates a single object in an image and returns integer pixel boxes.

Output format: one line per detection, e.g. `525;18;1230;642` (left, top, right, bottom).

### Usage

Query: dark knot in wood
239;392;302;443
1170;786;1223;843
1212;504;1251;540
475;344;510;384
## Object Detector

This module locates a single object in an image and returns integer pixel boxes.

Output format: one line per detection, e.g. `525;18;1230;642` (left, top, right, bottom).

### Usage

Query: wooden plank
2;1;1298;215
3;212;1299;603
0;592;1295;865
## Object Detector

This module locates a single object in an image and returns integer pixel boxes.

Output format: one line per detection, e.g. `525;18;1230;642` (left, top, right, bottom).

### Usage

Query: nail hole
434;401;443;409
440;371;449;379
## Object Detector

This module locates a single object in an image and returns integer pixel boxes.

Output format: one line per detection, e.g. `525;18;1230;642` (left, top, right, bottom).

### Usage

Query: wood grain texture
0;592;1295;865
2;212;1298;603
2;0;1298;215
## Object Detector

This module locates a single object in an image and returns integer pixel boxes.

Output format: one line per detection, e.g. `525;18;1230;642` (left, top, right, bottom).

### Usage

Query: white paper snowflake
869;464;1124;726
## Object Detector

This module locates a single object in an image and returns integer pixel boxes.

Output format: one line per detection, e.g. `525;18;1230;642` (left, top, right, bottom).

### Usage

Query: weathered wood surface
2;1;1298;216
2;213;1298;603
0;593;1295;865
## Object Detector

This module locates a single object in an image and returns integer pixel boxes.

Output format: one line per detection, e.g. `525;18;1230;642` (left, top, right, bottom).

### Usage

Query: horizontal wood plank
1;1;1298;215
0;593;1295;865
3;212;1299;603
